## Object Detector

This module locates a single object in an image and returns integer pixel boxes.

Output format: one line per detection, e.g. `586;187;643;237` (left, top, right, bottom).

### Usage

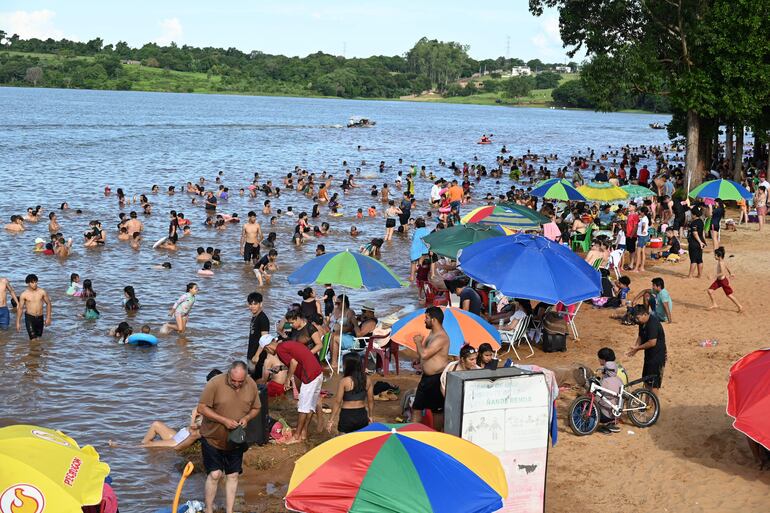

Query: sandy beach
224;215;770;513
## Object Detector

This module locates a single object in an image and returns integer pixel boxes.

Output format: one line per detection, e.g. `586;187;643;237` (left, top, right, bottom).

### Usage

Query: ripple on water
0;87;672;510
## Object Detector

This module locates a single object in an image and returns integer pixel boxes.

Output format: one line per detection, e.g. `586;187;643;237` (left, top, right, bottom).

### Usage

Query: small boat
348;117;376;128
649;123;666;130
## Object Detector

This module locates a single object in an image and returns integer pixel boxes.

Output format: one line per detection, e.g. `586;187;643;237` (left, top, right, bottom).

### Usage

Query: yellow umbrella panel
0;425;110;513
577;183;629;202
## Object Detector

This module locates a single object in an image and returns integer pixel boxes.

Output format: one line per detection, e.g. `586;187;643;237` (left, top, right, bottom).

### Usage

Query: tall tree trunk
686;110;703;190
725;125;734;171
733;126;744;180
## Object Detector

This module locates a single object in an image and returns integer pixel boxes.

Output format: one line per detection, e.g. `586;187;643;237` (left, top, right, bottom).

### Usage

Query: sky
0;1;574;62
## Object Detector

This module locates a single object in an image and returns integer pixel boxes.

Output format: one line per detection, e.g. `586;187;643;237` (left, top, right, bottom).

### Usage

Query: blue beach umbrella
458;233;601;305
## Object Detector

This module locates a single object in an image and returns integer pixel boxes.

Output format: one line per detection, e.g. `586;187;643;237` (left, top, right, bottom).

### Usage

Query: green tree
526;59;544;71
535;71;561;89
551;79;591;108
505;76;536;98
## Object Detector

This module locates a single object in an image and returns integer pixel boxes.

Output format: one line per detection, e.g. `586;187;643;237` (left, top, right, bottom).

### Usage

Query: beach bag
542;332;567;352
543;311;567;335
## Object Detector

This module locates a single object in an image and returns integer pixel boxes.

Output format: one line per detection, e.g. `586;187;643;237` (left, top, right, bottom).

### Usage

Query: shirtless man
240;211;263;265
125;211;144;235
0;277;19;329
5;215;24;232
411;306;450;430
16;274;52;340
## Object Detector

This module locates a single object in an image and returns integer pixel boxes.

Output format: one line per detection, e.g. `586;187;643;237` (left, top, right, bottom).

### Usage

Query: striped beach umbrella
286;423;508;513
689;179;752;201
287;250;406;291
578;182;629;201
461;204;546;232
621;184;656;198
390;306;501;355
530;178;587;201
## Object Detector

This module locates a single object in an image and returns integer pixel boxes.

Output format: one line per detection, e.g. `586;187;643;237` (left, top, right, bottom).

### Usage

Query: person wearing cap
596;360;623;433
357;303;378;337
260;334;323;443
33;237;46;252
440;345;480;396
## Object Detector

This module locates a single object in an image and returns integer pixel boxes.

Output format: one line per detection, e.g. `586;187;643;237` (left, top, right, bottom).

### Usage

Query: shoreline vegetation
0;34;669;113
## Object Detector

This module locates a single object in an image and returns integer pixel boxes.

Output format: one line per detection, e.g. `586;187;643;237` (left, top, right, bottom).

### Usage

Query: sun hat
34;237;45;244
361;302;376;312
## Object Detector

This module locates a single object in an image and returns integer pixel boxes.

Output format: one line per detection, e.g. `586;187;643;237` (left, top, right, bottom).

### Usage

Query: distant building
510;66;532;77
121;60;141;65
554;65;573;73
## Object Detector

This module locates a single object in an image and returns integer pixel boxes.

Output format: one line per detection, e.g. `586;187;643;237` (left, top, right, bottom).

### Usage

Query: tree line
529;0;770;185
0;31;578;100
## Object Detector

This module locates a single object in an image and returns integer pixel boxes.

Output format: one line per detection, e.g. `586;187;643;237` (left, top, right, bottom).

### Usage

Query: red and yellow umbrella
286;423;507;513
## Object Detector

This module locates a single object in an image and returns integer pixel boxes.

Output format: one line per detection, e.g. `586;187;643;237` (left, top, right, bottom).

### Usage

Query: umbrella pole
338;293;345;370
172;461;194;512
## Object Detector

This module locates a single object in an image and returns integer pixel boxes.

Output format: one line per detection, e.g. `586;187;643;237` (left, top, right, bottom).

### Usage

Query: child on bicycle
597;360;623;433
597;347;629;385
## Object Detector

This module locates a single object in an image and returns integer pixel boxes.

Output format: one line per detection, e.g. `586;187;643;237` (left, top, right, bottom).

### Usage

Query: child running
161;282;198;334
707;247;742;313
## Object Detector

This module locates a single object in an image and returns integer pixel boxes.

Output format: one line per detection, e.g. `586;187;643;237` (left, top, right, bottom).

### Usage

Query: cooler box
648;238;663;248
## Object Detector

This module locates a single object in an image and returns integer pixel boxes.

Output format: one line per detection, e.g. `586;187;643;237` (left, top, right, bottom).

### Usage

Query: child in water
67;273;83;296
83;298;100;320
198;261;214;276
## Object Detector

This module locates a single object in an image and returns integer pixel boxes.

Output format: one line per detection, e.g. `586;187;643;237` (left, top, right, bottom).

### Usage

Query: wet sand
233;215;770;513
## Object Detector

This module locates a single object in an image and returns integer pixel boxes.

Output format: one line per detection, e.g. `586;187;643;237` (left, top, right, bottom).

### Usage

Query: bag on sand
543;311;567;335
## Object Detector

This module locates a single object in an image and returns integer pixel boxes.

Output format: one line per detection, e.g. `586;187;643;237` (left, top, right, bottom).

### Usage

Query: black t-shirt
668;236;681;254
459;287;483;316
247;311;270;360
672;201;686;218
687;219;704;246
638;315;667;365
255;255;270;270
290;322;319;349
205;195;217;212
323;288;335;315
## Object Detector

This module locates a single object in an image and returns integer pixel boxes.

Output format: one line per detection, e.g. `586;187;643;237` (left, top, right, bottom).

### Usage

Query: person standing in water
162;283;198;334
240;211;263;265
16;274;52;340
0;276;19;329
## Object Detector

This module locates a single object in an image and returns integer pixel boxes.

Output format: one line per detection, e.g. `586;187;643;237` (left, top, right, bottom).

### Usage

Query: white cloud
156;17;183;45
530;16;565;61
0;9;64;40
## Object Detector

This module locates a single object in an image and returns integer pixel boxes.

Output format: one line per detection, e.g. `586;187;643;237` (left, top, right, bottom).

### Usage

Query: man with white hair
198;361;260;513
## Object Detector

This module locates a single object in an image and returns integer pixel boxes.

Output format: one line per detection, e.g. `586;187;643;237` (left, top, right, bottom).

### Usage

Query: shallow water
0;87;670;510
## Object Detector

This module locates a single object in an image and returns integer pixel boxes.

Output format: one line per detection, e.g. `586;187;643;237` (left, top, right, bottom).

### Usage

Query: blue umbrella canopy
688;179;752;200
458;233;601;305
287;251;406;291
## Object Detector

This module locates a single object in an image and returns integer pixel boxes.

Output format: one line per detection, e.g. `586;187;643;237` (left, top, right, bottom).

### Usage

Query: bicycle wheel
626;389;660;427
568;396;599;435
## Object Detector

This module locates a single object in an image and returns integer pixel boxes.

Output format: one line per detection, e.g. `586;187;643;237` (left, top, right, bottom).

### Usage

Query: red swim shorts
709;278;733;295
267;380;286;398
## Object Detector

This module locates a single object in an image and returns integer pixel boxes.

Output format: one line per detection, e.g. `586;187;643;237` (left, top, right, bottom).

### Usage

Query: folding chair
555;302;582;339
498;315;534;360
318;332;334;375
339;335;367;371
609;249;624;279
422;282;450;307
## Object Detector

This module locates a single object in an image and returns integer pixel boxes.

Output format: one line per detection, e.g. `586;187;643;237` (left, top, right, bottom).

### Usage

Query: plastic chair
609;249;624;279
498;315;533;360
423;282;450;307
570;224;593;253
318;332;334;375
591;258;602;270
363;331;399;376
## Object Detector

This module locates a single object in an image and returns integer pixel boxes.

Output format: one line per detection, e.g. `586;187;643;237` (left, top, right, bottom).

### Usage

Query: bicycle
568;366;660;436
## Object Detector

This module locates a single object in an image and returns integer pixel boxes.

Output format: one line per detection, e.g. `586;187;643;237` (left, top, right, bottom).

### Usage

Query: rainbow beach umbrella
530;178;587;201
390;306;501;355
286;423;507;513
0;424;111;513
461;204;546;232
578;182;628;201
689;179;752;201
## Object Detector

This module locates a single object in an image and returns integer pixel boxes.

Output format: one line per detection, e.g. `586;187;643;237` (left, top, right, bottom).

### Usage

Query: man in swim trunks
0;277;19;329
125;211;144;235
240;211;263;264
15;274;52;340
412;306;450;430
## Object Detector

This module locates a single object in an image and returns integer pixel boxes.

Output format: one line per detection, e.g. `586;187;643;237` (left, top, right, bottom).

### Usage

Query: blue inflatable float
126;333;158;347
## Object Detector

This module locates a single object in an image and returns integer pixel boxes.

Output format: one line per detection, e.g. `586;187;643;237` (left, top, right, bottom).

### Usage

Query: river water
0;87;671;510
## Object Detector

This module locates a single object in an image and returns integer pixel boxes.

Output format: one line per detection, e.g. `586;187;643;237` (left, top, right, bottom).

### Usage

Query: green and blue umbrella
530;178;587;201
621;184;656;198
689;179;752;201
286;423;507;513
287;250;406;290
421;223;504;259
